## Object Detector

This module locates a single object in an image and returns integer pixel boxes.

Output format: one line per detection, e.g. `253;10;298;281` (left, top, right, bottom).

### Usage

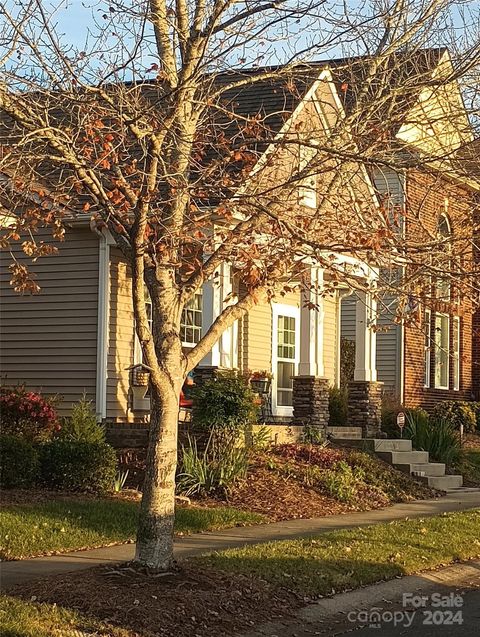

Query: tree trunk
134;378;180;570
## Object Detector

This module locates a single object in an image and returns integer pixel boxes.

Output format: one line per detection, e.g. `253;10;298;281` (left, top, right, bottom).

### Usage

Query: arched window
435;212;451;301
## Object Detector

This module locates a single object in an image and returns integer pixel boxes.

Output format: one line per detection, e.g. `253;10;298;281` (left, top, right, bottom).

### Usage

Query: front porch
194;260;383;439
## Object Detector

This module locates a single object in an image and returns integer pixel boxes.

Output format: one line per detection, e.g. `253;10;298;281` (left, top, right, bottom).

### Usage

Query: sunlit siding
106;248;136;422
0;226;99;415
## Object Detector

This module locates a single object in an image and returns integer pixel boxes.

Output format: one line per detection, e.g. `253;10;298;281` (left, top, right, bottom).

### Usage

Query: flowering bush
0;385;59;441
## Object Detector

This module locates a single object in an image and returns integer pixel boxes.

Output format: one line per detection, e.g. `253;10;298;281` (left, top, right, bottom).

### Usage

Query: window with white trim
272;304;300;416
298;145;317;209
180;292;203;347
424;309;431;388
453;316;460;391
434;313;449;389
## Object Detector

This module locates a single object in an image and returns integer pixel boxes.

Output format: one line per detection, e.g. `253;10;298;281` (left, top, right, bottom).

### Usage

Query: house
1;50;478;445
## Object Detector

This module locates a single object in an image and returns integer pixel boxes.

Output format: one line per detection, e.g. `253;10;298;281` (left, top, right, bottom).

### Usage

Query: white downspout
94;228;110;421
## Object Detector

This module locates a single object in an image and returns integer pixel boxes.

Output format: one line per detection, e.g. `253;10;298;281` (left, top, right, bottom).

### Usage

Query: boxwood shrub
39;440;117;493
0;434;39;488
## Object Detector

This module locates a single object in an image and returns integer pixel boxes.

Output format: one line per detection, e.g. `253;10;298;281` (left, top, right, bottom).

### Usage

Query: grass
200;509;480;597
0;498;265;560
0;596;129;637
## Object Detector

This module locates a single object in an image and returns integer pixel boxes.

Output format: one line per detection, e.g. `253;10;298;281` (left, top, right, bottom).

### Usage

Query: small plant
113;469;129;492
247;424;272;450
0;435;39;488
0;385;58;442
303;423;325;444
432;401;477;433
317;461;362;503
405;411;462;466
328;386;348;426
39;440;117;493
59;394;105;443
177;433;248;497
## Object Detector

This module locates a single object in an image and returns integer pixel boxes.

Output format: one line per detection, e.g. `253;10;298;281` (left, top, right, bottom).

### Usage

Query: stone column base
292;376;330;432
193;366;233;385
348;380;383;438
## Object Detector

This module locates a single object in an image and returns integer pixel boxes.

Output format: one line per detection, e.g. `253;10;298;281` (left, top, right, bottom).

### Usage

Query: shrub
405;411;462;466
192;373;258;435
0;435;39;488
59;394;105;443
177;434;248;497
0;385;58;441
432;401;477;433
340;337;355;387
39;440;117;493
328;386;348;426
380;393;429;439
317;460;363;503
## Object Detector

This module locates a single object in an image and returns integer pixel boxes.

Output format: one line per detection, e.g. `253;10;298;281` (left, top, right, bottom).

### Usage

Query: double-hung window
452;316;460;391
424;309;431;388
272;304;300;416
180;292;203;347
434;313;449;389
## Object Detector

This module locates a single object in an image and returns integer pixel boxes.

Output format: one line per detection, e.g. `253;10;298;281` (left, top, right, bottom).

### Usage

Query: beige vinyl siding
241;290;300;373
323;293;338;384
106;248;136;422
0;226;99;415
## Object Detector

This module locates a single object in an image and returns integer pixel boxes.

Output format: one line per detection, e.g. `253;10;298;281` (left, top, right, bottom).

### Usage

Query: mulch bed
9;563;300;637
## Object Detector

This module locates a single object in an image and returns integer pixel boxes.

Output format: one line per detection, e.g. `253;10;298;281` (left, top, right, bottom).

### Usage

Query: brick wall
403;170;475;410
473;196;480;400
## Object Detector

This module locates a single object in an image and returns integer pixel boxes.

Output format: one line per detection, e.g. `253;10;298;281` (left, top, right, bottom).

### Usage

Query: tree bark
134;376;181;570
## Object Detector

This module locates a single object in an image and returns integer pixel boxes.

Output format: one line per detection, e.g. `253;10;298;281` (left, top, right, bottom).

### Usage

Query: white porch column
354;288;377;382
298;267;325;377
200;262;234;368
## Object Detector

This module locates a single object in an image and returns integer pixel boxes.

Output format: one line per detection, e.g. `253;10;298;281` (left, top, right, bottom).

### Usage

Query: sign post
397;412;406;438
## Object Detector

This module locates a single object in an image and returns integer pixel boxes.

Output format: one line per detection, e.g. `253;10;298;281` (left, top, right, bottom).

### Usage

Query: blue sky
45;0;480;66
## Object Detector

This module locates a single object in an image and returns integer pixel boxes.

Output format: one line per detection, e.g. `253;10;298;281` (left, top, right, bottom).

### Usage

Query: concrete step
395;462;446;477
377;450;430;465
335;438;413;452
418;474;463;490
327;426;362;440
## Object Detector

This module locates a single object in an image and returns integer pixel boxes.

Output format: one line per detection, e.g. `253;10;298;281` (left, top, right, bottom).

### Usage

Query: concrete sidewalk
2;488;480;590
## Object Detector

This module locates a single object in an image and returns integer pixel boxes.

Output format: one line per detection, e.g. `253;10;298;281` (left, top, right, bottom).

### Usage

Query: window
435;212;451;301
453;316;460;391
424;309;431;388
298;145;317;209
434;313;450;389
272;304;299;415
180;292;203;346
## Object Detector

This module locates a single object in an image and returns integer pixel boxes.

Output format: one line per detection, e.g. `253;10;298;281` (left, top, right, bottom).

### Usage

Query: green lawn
0;596;129;637
200;509;480;596
0;499;265;560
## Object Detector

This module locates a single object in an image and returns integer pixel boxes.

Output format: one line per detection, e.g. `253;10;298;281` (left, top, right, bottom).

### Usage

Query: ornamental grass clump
405;411;462;466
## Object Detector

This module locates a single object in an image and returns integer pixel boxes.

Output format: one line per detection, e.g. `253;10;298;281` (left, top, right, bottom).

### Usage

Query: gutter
92;224;111;421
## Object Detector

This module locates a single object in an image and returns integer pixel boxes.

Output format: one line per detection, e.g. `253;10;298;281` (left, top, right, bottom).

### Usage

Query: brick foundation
348;381;383;438
292;376;330;432
105;422;150;448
